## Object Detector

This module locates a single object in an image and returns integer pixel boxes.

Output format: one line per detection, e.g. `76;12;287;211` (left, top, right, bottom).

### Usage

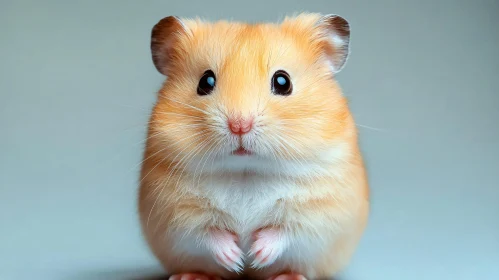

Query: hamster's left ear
315;14;351;73
150;16;190;75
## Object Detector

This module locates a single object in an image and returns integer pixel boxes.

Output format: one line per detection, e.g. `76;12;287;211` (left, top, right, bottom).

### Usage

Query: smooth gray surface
1;1;498;279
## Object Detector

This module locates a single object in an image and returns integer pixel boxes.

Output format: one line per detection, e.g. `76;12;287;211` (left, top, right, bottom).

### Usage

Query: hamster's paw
267;274;306;280
169;273;222;280
207;229;244;273
249;227;288;268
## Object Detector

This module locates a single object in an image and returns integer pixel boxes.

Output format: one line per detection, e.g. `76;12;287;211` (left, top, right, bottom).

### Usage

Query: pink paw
169;273;222;280
249;227;288;268
267;274;307;280
207;229;244;273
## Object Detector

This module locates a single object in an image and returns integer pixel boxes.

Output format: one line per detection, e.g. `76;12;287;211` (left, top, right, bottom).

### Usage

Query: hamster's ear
315;14;351;73
151;16;190;75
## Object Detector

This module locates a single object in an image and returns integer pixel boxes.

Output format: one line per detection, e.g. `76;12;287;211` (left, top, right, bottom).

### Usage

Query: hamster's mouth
231;146;252;156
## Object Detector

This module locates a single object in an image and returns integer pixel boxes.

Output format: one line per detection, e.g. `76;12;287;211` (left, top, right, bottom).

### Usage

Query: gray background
1;0;498;279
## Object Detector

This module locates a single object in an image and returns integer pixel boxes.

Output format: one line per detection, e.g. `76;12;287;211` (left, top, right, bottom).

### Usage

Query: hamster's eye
197;70;216;96
271;70;292;96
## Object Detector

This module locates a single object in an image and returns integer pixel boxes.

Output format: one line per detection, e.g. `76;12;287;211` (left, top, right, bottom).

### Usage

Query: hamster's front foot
249;227;288;268
169;273;222;280
267;274;306;280
207;229;244;273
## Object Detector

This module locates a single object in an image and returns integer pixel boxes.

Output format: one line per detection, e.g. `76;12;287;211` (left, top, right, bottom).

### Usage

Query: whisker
139;130;209;186
273;134;310;178
154;111;206;120
258;133;284;182
145;131;210;227
171;136;213;197
149;134;215;232
111;103;153;113
197;137;225;187
193;135;226;188
130;124;210;153
160;96;211;115
189;135;219;189
209;136;228;186
355;123;388;132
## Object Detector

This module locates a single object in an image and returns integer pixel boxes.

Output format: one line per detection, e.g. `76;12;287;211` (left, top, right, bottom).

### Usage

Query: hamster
138;13;369;280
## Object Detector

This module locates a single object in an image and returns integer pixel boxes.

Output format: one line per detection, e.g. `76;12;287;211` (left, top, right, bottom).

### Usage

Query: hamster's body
139;13;369;280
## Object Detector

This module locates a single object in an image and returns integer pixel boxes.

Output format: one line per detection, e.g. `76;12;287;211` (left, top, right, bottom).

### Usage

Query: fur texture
139;13;369;280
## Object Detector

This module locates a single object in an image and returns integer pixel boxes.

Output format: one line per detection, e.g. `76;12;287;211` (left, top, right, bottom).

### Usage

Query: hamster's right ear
150;16;190;76
315;14;351;74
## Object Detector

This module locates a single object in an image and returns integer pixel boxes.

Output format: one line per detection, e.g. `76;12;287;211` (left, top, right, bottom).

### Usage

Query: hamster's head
148;13;356;177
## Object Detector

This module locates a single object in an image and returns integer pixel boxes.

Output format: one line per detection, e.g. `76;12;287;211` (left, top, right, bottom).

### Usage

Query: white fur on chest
200;174;296;235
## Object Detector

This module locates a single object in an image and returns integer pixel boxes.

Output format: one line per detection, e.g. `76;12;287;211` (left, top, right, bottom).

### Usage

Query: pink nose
228;117;254;135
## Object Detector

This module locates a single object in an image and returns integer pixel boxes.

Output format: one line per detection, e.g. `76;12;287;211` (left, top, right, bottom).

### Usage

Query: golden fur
139;13;369;280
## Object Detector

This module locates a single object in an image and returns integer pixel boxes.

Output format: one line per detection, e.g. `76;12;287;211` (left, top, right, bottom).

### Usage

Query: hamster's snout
228;116;254;136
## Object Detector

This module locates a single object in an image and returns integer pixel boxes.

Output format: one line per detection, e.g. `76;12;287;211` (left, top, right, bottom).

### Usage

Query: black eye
271;70;292;96
197;70;216;96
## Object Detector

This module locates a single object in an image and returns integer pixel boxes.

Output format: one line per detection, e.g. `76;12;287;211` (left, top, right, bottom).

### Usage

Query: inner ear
316;14;351;74
150;16;189;76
